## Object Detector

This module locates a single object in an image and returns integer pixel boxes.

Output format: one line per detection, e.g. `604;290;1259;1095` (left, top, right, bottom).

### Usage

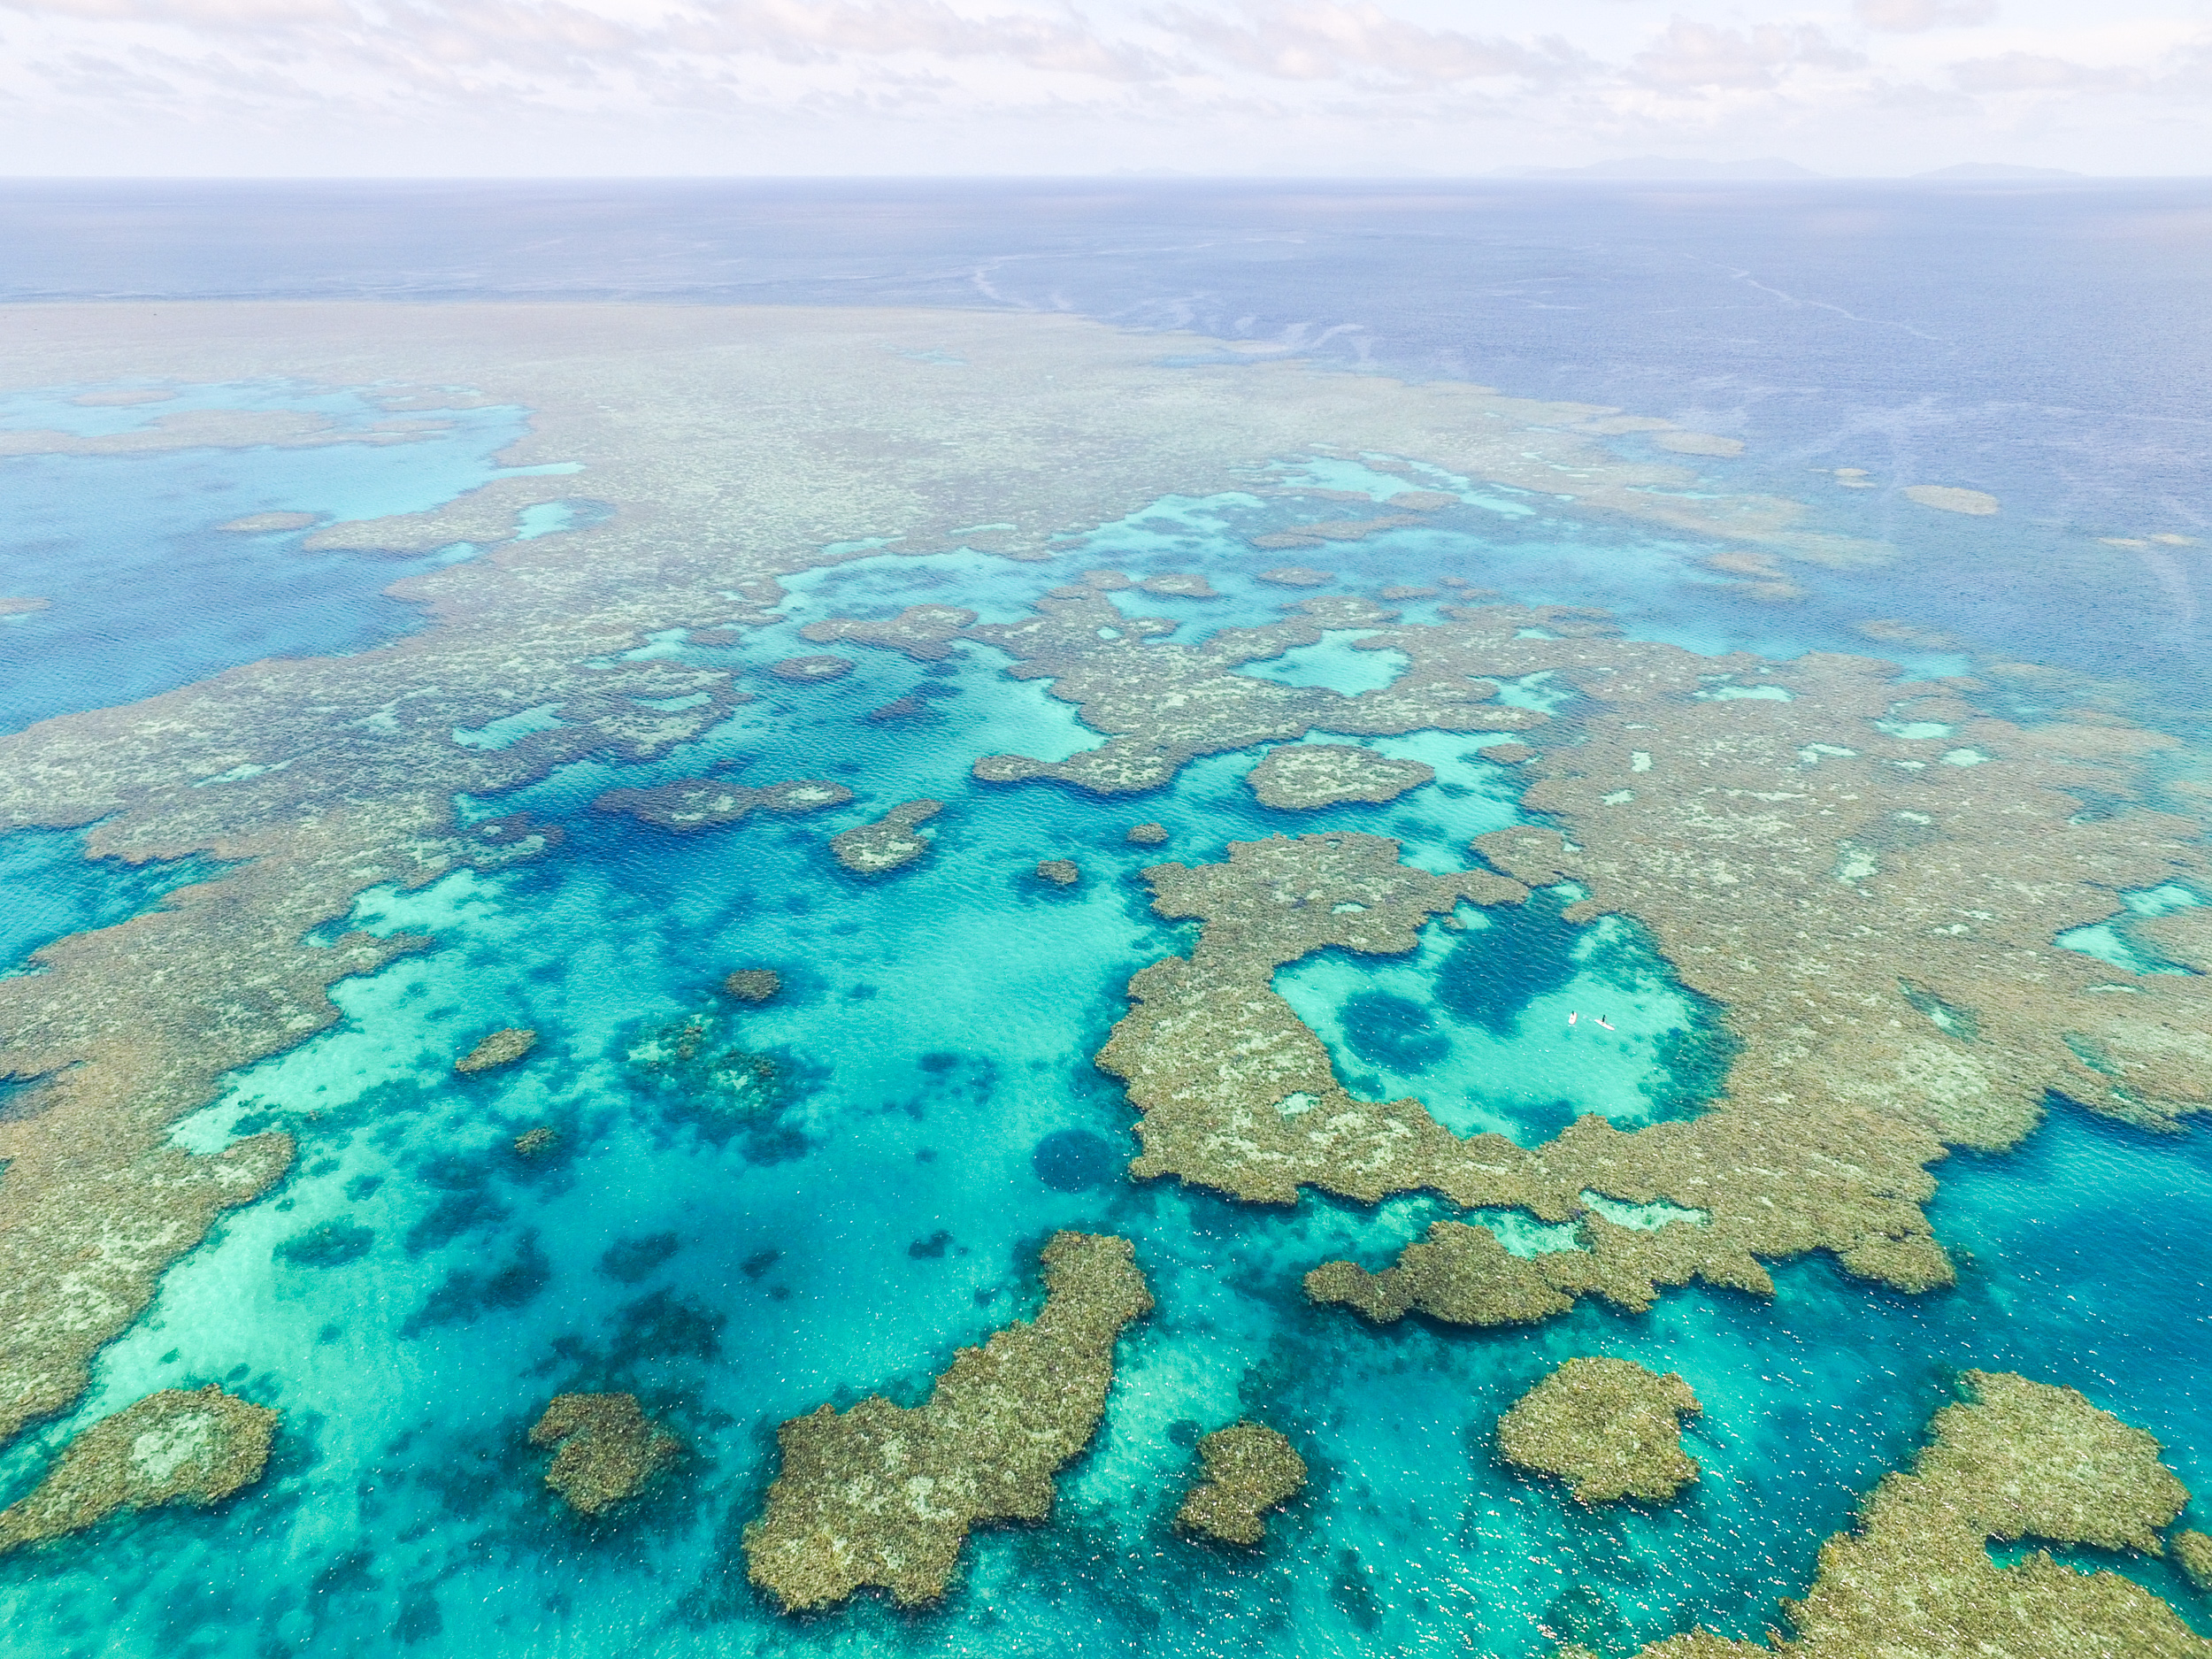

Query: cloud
1628;18;1863;91
1853;0;1994;32
1949;50;2131;92
1155;3;1586;86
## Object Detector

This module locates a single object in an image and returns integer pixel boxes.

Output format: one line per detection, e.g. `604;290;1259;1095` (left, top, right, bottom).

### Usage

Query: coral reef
512;1126;557;1157
457;1027;536;1073
217;511;317;534
722;969;783;1002
1255;565;1335;585
0;1387;278;1552
1046;599;2212;1326
1126;822;1169;844
1175;1421;1307;1545
2;596;55;617
1608;1372;2206;1658
831;799;941;874
768;655;854;682
1247;743;1434;810
1036;858;1080;886
801;604;978;660
1138;573;1219;598
0;300;2131;1454
1496;1357;1701;1504
529;1393;680;1516
1903;484;2001;516
2176;1530;2212;1590
743;1231;1152;1611
592;776;851;831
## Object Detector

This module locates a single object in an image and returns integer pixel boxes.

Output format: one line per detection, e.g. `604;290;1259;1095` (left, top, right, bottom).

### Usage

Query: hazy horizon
2;0;2207;179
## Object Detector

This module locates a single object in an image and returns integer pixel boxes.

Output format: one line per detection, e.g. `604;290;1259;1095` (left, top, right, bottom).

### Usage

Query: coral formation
831;799;941;874
743;1231;1152;1611
1903;484;2001;516
1255;565;1335;585
591;776;851;832
512;1126;557;1157
1496;1357;1701;1504
1175;1421;1307;1545
1606;1372;2207;1658
2;596;55;617
1126;822;1169;844
0;1387;278;1552
1247;743;1434;810
1042;599;2212;1327
2176;1530;2212;1590
457;1027;536;1073
722;968;783;1003
768;655;854;682
1036;858;1079;886
529;1393;680;1516
217;511;317;534
801;604;978;660
1138;573;1220;598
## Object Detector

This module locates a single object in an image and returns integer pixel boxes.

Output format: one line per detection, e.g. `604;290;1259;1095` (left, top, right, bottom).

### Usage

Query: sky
0;0;2207;177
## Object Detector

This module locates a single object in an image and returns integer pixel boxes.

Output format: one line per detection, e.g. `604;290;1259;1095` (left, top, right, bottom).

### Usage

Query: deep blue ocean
0;181;2207;1657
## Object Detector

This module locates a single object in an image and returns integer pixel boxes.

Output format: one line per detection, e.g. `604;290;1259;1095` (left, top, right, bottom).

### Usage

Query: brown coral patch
1482;742;1534;764
1138;572;1220;598
512;1125;557;1157
457;1027;536;1073
801;604;978;661
1176;1421;1306;1545
591;776;853;832
1125;822;1169;845
2175;1530;2212;1590
1496;1356;1701;1504
742;1232;1152;1611
1625;1371;2203;1658
529;1393;680;1515
1380;585;1439;600
722;968;783;1003
1247;743;1434;810
1036;858;1079;887
1255;565;1337;585
0;1387;278;1552
831;799;941;875
768;655;855;683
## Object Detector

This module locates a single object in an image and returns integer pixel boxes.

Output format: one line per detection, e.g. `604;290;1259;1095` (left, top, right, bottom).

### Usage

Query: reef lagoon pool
1;182;2210;1659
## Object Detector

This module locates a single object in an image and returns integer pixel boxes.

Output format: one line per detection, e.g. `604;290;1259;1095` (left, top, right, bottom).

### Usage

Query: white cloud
0;0;2203;173
1854;0;1995;33
1627;18;1863;91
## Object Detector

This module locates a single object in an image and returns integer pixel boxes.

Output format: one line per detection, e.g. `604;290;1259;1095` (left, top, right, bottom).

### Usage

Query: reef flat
831;798;941;874
1496;1357;1701;1505
742;1232;1151;1610
590;775;852;832
0;1387;276;1552
1246;742;1435;810
958;592;2212;1318
1604;1371;2208;1657
1175;1421;1307;1545
455;1025;535;1073
529;1393;681;1516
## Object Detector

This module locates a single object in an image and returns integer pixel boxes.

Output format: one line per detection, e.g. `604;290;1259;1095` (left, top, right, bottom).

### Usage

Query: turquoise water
4;390;2209;1659
0;386;531;733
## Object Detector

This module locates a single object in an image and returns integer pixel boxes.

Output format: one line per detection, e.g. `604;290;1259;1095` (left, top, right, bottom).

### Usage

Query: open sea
0;180;2208;1658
